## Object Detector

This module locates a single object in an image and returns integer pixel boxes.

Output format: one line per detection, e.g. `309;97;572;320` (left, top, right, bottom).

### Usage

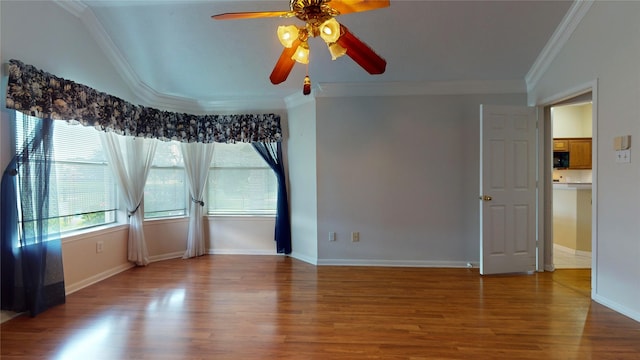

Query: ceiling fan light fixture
328;42;347;60
212;0;390;85
291;42;310;64
319;18;341;43
277;25;299;48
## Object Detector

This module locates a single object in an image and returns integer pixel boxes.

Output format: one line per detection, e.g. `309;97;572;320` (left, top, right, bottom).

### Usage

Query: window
207;142;277;215
144;140;187;219
14;112;117;233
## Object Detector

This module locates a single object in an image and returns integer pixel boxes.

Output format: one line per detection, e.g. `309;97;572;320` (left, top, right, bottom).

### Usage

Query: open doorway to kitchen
549;92;593;269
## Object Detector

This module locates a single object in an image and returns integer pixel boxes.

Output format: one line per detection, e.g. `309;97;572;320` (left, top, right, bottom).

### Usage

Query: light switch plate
616;149;631;163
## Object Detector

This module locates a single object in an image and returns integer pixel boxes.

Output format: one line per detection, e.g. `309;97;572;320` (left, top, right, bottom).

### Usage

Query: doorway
544;91;594;272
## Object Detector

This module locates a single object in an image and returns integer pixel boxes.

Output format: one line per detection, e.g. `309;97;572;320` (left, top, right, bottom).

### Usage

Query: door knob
479;195;492;201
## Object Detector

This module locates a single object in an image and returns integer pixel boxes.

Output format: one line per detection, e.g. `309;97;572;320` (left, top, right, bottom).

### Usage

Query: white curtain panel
100;132;157;266
180;142;215;258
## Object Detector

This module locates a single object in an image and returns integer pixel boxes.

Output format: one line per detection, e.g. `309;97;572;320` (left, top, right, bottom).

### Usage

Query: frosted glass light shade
319;18;341;43
291;43;310;64
277;25;299;48
328;42;347;60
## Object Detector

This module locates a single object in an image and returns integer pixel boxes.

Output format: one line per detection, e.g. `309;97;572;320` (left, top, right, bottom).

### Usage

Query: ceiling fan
212;0;389;95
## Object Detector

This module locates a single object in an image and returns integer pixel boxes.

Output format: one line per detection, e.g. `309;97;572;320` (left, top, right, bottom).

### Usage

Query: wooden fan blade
270;39;302;84
336;25;386;75
329;0;390;15
211;11;291;20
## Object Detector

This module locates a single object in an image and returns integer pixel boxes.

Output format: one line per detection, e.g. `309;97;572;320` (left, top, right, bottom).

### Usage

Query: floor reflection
54;314;130;360
146;288;186;313
54;288;188;359
3;257;636;359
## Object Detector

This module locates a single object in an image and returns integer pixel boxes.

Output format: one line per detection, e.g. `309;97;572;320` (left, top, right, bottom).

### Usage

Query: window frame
206;143;277;216
12;112;119;235
143;140;188;220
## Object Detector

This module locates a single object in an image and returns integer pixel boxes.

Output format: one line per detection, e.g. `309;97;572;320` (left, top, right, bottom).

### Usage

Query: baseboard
289;252;318;265
1;310;24;324
65;262;134;295
545;264;556;272
575;249;592;257
317;259;474;268
207;249;278;256
554;243;591;257
149;251;184;262
592;294;640;323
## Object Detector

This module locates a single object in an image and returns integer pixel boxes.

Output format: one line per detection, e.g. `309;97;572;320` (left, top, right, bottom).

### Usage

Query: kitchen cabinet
553;139;569;151
568;139;592;169
553;138;592;169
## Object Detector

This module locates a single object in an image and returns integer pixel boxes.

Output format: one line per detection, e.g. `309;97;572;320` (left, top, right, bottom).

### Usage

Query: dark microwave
553;151;569;168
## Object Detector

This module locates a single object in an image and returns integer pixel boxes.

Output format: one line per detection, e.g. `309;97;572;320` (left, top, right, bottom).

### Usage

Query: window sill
143;216;188;223
57;215;275;244
206;214;276;220
205;214;276;218
61;223;129;244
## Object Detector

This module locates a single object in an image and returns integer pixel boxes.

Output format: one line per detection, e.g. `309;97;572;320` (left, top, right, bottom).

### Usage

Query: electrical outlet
96;241;104;253
329;232;336;242
351;232;360;242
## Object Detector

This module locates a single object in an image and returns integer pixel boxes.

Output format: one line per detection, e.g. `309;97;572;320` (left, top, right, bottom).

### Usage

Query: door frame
535;79;598;298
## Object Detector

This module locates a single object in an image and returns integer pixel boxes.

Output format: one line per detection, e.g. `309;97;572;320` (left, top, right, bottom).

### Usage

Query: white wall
144;218;189;259
206;216;277;255
552;103;592;138
62;226;132;294
0;1;136;103
313;93;526;265
286;98;319;264
144;217;278;259
530;2;640;321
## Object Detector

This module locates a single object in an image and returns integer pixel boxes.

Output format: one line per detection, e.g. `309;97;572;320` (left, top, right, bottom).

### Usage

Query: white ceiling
58;0;573;109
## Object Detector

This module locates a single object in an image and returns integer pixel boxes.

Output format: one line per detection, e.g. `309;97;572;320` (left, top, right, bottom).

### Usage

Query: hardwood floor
2;256;639;359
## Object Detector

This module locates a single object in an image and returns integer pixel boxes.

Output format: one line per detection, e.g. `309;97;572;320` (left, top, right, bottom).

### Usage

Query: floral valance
5;59;282;143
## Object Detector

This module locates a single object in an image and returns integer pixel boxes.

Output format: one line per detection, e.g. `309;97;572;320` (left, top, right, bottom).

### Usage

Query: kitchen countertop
552;182;592;190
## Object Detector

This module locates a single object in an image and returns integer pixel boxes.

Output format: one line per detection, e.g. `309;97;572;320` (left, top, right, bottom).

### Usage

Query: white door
480;105;538;275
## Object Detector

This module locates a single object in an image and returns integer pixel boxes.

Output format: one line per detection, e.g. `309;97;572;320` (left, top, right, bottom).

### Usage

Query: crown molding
284;90;317;109
53;1;542;113
52;0;87;17
53;0;285;114
525;0;594;93
283;79;526;108
315;79;526;98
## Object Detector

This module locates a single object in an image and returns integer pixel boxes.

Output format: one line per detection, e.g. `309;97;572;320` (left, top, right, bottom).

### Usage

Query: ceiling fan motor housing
291;0;338;26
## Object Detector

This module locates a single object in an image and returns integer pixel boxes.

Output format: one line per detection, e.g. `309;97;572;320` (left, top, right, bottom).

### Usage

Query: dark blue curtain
252;142;291;254
1;116;65;317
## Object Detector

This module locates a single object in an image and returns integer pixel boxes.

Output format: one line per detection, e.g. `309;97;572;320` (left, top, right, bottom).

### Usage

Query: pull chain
303;62;311;95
